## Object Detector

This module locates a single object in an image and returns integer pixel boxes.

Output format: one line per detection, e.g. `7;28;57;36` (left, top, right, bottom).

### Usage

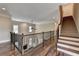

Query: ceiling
0;3;65;24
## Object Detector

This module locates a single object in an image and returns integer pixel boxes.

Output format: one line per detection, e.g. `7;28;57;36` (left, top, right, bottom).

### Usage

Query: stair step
57;45;79;54
58;40;79;46
59;36;79;42
57;43;79;51
57;48;79;56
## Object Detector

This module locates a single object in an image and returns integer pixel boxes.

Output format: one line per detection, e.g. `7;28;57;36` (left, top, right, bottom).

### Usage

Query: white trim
0;13;10;18
0;40;10;44
57;43;79;51
59;36;79;41
58;40;79;46
11;17;36;24
57;48;79;56
11;17;55;24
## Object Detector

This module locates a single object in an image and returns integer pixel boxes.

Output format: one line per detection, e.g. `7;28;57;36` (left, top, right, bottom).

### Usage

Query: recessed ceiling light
2;8;6;10
53;17;55;19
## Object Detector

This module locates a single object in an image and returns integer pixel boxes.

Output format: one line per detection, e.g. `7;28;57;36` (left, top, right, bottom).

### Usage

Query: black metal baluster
42;32;44;47
21;33;24;55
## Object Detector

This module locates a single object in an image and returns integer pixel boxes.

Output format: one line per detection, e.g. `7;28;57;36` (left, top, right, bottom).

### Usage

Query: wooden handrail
23;31;53;36
54;5;63;56
11;31;54;36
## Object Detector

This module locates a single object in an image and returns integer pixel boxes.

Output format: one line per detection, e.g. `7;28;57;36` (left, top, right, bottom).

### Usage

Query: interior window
13;25;18;33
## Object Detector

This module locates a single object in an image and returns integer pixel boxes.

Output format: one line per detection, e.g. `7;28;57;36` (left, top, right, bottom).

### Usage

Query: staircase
57;16;79;56
57;36;79;56
61;16;79;37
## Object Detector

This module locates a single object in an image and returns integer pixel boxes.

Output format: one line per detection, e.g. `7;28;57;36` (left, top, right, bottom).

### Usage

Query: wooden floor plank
0;39;56;56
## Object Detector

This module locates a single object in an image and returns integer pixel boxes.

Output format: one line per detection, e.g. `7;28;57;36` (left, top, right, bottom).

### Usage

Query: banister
54;5;63;55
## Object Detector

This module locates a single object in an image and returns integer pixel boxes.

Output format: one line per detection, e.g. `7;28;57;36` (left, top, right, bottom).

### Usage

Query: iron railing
10;31;54;55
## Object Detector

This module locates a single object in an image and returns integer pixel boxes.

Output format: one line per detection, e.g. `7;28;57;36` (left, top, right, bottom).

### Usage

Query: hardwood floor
0;39;58;56
0;42;12;56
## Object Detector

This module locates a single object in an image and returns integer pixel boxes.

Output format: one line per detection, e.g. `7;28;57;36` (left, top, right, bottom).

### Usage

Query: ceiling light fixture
2;8;6;10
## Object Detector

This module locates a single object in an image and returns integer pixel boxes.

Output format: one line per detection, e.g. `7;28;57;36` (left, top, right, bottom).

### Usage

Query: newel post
42;32;44;47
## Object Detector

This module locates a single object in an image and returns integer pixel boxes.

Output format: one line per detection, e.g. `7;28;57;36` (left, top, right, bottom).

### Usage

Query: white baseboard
0;40;10;44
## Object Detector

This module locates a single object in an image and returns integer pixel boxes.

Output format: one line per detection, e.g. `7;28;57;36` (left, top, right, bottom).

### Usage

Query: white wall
62;4;74;17
12;21;35;35
73;4;79;33
36;22;55;33
33;5;60;33
0;8;12;43
0;15;12;43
